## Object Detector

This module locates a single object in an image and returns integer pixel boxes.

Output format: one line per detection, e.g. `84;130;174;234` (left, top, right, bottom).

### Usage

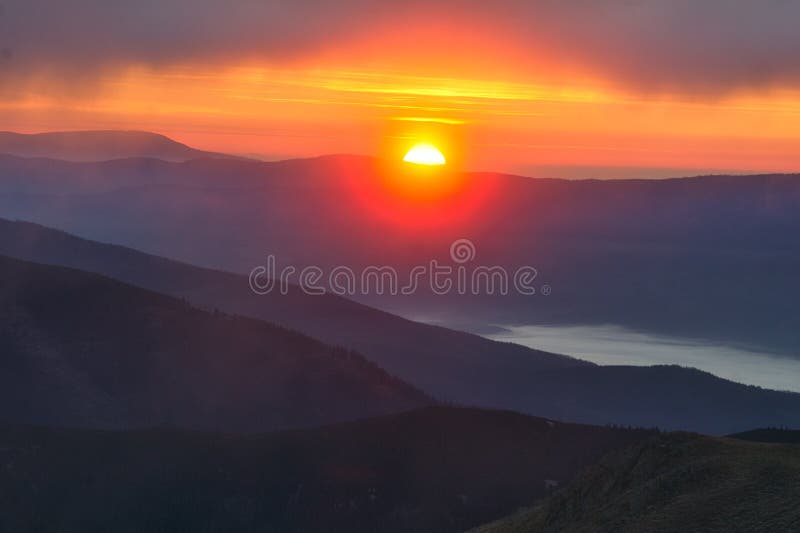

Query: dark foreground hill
0;255;428;431
0;130;241;162
0;407;653;533
471;432;800;533
2;219;800;434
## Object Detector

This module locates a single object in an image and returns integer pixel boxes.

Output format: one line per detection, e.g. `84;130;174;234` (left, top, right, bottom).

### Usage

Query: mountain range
0;137;797;357
1;130;799;532
2;218;800;434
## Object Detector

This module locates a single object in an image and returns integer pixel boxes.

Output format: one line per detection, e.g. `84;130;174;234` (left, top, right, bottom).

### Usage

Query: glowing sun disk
403;143;446;165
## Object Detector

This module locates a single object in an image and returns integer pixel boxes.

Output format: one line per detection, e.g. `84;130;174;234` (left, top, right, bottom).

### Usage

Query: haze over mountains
2;218;800;434
1;131;800;434
0;132;797;359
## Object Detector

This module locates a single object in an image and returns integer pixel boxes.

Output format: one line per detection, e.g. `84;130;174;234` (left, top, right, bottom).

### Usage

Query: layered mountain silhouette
2;218;800;434
0;407;653;533
0;254;428;431
0;217;587;410
0;144;797;355
1;130;798;533
472;432;800;533
0;130;242;163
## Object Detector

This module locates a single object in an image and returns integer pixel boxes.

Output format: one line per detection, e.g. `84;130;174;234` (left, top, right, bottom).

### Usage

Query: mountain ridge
0;130;248;163
3;130;800;185
0;253;429;431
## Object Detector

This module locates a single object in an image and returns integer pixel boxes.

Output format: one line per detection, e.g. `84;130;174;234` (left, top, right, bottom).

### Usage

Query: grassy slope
471;433;800;533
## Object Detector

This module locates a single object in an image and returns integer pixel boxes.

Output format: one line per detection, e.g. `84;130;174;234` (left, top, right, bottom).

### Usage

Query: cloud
2;0;800;95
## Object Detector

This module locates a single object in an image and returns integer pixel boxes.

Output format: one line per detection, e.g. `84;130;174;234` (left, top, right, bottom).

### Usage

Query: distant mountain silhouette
472;432;800;533
0;407;653;533
0;153;797;355
0;254;428;431
2;219;800;434
0;130;243;162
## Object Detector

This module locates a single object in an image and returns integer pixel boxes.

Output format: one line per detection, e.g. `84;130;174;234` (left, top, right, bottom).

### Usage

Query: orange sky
2;19;800;177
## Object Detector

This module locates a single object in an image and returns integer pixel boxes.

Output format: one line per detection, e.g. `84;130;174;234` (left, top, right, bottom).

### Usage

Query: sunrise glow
3;5;800;529
2;3;800;176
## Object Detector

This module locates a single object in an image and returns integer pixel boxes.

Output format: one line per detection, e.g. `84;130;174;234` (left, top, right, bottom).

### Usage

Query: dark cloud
2;0;800;94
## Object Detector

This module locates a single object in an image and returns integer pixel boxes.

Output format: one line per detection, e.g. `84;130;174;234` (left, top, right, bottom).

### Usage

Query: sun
403;143;446;166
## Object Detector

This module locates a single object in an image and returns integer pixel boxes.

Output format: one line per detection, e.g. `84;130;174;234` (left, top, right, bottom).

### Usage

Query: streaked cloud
2;0;800;94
